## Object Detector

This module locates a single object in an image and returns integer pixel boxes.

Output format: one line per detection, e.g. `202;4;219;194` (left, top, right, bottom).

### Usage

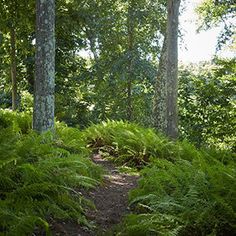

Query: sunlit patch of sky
179;0;235;64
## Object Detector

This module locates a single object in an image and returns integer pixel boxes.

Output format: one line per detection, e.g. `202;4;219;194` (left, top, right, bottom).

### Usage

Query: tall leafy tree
153;35;167;134
10;25;17;110
33;0;55;132
0;0;18;110
127;0;135;121
77;0;167;125
179;58;236;150
0;0;35;109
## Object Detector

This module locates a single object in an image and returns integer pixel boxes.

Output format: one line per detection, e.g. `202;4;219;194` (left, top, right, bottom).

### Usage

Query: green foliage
179;59;236;151
0;210;50;236
0;111;103;235
196;0;236;50
84;120;175;167
116;154;236;235
0;0;35;104
84;120;236;168
0;109;31;134
19;91;33;114
55;122;89;155
114;213;181;236
1;111;235;235
53;0;166;126
89;120;236;235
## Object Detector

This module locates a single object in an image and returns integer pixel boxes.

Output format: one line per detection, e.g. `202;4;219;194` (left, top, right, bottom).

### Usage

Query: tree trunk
154;0;180;139
166;0;180;139
33;0;55;133
127;0;135;121
153;34;167;133
10;28;17;111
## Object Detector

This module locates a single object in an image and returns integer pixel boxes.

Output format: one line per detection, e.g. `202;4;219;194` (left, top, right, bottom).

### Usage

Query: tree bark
10;28;17;111
153;34;167;133
33;0;55;133
166;0;180;139
127;0;135;121
154;0;180;139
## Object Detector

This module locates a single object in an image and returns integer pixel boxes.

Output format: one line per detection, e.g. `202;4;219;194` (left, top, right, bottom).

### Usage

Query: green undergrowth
1;112;235;236
0;110;103;235
84;121;235;235
0;109;31;134
84;120;176;167
116;158;236;236
84;120;235;167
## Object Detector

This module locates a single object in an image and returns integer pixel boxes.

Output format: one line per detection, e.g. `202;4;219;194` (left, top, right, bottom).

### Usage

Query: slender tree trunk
153;35;167;132
10;28;17;110
33;0;55;133
127;0;135;121
127;76;132;121
25;58;34;93
166;0;180;139
154;0;180;139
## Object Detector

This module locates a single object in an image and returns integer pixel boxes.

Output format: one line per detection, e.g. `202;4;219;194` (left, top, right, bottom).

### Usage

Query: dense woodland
0;0;235;235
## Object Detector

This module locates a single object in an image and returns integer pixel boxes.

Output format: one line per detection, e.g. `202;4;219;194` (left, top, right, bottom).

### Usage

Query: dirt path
51;154;139;236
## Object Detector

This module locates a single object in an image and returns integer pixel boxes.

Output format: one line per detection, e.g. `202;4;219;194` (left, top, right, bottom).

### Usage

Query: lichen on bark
33;0;55;133
153;0;180;139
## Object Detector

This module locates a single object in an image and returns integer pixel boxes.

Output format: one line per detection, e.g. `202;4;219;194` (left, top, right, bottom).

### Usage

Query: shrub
84;121;234;167
0;116;103;235
0;109;31;134
55;122;88;155
84;120;176;167
117;157;236;235
20;91;33;114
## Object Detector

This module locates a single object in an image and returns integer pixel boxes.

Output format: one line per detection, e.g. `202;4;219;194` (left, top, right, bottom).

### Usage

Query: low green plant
84;120;175;167
84;120;233;168
55;122;88;155
0;109;31;134
0;112;103;235
20;91;33;114
113;213;182;236
1;112;235;236
116;157;236;235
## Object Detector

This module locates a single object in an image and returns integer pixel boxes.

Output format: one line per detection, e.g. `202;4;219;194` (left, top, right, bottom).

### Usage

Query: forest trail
52;154;139;236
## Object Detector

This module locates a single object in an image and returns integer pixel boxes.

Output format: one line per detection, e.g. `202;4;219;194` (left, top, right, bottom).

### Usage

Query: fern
0;109;31;134
114;213;182;236
0;112;103;235
1;112;235;235
0;207;50;236
84;121;173;166
85;121;231;168
56;122;89;155
124;157;236;236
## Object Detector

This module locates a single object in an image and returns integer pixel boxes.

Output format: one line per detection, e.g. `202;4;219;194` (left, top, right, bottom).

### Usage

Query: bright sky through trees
179;0;216;63
179;0;235;63
179;2;218;63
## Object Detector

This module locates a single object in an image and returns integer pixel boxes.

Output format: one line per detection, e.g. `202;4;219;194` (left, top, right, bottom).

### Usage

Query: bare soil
51;154;139;236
